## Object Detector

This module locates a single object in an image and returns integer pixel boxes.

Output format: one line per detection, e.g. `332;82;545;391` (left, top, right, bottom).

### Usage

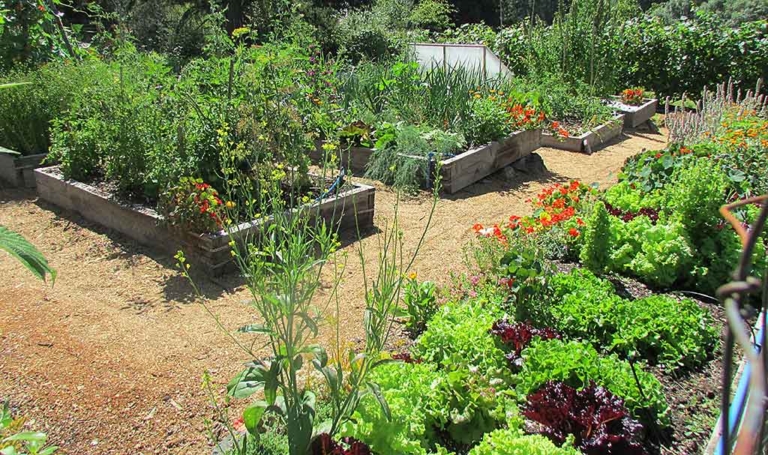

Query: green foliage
610;295;719;370
692;225;768;295
603;181;664;211
616;14;768;98
365;123;465;192
464;97;510;146
538;269;716;369
0;226;55;283
335;10;397;63
579;201;612;274
468;429;580;455
340;361;449;455
608;216;694;288
402;277;439;336
0;400;58;455
0;0;82;71
515;76;615;134
545;269;624;344
519;339;669;425
409;0;455;32
414;300;507;379
0;61;107;155
664;159;729;245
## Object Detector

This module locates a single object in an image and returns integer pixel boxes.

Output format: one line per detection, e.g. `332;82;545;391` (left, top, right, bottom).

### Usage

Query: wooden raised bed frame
310;129;542;194
541;115;625;154
0;147;47;188
35;166;376;275
608;97;659;128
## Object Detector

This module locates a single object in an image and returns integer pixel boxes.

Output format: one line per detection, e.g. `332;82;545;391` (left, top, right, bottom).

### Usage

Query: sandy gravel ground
0;129;667;454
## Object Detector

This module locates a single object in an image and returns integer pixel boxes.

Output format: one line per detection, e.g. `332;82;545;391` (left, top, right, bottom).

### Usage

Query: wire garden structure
708;195;768;455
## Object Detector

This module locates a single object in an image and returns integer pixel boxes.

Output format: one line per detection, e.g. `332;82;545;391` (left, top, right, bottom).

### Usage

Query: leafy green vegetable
518;339;669;426
467;428;580;455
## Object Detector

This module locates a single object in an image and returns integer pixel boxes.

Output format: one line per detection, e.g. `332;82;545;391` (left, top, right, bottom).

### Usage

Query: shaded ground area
0;130;669;454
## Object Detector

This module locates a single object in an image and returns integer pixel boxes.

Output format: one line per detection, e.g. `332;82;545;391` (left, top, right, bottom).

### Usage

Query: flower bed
35;165;375;275
311;129;542;194
607;97;658;128
0;147;47;188
541;115;624;154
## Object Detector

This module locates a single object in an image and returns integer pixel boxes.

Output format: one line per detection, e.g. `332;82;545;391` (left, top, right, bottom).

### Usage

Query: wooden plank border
310;129;542;194
608;97;659;128
35;166;376;275
541;115;625;154
0;146;47;188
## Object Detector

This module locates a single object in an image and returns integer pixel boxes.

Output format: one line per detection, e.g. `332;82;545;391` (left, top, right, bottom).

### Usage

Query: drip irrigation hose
317;168;346;202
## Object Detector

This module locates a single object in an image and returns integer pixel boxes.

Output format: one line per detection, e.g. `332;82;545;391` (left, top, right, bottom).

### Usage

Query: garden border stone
541;115;625;154
0;146;47;188
608;97;659;128
34;165;376;275
310;128;542;194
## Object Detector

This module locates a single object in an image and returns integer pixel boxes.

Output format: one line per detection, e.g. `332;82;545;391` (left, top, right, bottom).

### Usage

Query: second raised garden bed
35;166;376;275
607;97;658;128
311;129;542;194
0;147;47;188
541;115;625;154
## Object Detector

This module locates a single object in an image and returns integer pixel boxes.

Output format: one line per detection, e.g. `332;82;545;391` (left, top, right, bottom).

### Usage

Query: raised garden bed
0;147;47;188
607;97;658;128
311;129;542;194
541;115;624;154
34;165;376;275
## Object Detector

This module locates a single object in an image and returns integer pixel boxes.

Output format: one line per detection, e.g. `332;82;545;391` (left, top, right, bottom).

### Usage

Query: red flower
576;218;585;226
232;416;246;433
499;277;516;289
472;223;484;234
655;152;662;159
568;228;580;238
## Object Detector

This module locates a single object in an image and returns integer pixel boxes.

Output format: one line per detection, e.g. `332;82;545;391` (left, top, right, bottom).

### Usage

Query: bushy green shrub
616;14;767;98
464;97;510;146
468;429;580;455
519;339;669;425
335;10;397;63
49;53;178;198
0;60;108;155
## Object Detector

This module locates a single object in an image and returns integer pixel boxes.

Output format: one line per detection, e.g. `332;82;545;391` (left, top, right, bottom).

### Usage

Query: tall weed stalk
177;168;440;454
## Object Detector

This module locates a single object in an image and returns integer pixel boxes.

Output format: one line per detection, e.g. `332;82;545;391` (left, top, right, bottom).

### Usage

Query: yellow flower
225;200;236;209
408;271;417;280
474;94;481;99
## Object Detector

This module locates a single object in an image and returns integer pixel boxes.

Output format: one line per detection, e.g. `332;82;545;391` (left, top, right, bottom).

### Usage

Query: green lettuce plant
340;361;449;454
579;201;612;274
468;429;579;455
